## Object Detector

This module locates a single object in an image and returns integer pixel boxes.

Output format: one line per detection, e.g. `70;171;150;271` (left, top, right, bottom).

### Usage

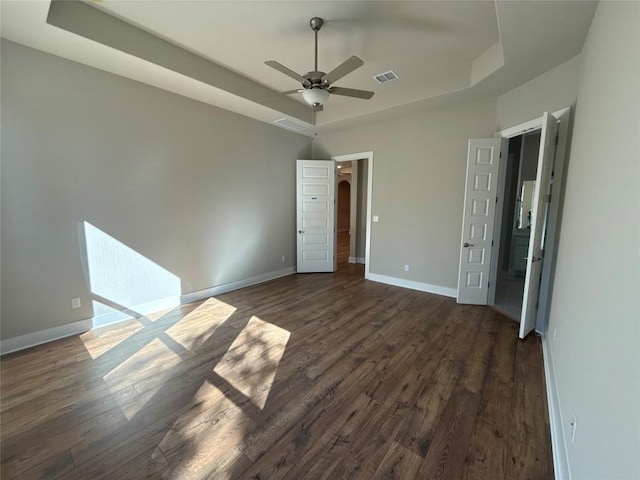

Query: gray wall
544;2;639;477
496;55;580;131
520;132;541;182
314;99;498;290
1;40;310;340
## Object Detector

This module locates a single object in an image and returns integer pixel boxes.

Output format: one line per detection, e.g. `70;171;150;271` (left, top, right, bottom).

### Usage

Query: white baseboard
348;256;366;264
1;267;296;355
542;335;570;480
348;256;357;264
366;273;457;298
92;296;183;329
0;318;93;355
181;266;295;304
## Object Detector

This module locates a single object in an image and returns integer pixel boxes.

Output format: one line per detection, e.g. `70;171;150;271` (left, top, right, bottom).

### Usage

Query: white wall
314;99;497;292
543;2;640;478
0;40;310;341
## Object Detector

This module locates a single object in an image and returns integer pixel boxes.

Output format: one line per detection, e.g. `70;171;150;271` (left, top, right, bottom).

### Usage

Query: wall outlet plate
71;297;82;309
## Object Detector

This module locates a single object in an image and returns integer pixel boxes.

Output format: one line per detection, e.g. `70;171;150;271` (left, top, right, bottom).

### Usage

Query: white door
457;139;503;304
520;112;558;338
296;160;336;273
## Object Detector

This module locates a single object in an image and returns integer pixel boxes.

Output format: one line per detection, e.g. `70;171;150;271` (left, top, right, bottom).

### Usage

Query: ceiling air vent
373;70;399;84
273;118;309;131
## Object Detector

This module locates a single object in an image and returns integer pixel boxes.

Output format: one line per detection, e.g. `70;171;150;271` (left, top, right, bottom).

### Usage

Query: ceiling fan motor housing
303;71;327;89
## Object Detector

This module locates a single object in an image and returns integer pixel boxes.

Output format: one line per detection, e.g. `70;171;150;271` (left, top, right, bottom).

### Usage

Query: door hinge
491;240;494;247
488;281;491;288
545;193;552;203
496;196;498;203
555;133;559;146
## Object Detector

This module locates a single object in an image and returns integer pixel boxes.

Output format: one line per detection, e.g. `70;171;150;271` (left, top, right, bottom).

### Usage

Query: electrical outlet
373;215;379;223
570;414;577;443
282;256;285;262
71;297;81;309
404;264;410;272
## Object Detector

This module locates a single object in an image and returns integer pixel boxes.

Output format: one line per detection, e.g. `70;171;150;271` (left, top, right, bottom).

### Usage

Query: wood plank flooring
1;263;553;479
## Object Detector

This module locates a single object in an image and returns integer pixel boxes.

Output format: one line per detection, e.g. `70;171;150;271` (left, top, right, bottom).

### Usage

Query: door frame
331;151;374;279
335;159;358;263
491;106;571;334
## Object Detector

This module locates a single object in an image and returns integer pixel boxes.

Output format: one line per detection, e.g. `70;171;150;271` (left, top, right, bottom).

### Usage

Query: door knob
298;230;305;234
464;242;474;247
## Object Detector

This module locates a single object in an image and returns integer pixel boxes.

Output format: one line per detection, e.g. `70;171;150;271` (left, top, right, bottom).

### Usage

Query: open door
457;138;503;304
296;160;336;273
519;112;558;338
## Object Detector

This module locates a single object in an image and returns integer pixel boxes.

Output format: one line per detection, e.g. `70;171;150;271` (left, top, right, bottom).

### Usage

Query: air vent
373;70;399;84
273;118;309;131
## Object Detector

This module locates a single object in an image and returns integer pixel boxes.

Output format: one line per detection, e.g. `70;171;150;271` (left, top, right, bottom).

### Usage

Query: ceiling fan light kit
302;88;330;106
265;16;374;115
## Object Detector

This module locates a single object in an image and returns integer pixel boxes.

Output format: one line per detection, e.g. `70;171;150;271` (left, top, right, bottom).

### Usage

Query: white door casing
296;160;336;273
457;138;503;304
519;112;558;338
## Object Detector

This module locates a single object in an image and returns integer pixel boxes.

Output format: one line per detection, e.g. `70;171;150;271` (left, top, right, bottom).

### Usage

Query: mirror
516;180;536;230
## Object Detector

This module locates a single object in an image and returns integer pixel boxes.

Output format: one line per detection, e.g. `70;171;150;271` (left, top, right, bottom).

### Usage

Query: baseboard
348;256;357;264
0;318;93;355
542;335;571;480
1;266;296;355
181;266;295;304
92;296;183;329
366;273;457;298
348;256;366;264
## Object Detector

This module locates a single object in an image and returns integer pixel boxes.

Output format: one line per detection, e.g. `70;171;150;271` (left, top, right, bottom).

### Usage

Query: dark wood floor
0;261;553;479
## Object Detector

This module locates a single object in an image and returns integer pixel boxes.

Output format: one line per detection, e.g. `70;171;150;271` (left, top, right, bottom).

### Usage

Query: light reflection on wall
84;221;181;326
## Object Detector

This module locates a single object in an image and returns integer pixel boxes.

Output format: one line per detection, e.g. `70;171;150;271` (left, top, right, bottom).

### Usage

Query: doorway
336;167;352;265
332;151;373;277
490;107;571;335
492;131;542;320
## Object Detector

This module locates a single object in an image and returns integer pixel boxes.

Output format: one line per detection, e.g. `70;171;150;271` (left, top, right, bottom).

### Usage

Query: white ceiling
1;1;597;135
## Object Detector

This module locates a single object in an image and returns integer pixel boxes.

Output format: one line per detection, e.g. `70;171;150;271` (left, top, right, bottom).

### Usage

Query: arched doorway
337;180;351;264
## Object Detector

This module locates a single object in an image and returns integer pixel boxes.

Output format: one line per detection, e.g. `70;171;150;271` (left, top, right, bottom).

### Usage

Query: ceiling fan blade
265;61;310;86
270;89;304;96
321;56;364;85
328;86;374;100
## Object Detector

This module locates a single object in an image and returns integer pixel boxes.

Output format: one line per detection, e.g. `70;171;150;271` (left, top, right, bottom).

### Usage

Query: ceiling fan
265;17;374;119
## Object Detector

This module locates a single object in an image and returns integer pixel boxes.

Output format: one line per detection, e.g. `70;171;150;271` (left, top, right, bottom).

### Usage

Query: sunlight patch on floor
166;298;237;353
158;382;250;477
79;317;143;359
213;316;290;410
103;338;183;420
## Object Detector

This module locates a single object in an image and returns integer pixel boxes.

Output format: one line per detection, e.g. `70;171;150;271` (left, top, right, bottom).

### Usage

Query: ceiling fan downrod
310;17;323;73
